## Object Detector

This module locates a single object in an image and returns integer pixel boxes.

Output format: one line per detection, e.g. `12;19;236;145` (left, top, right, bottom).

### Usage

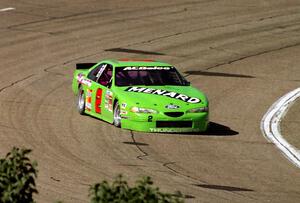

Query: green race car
72;59;209;133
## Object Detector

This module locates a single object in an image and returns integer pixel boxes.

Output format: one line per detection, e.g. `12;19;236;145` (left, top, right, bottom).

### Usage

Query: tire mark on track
129;133;257;200
205;42;300;70
127;134;231;201
43;65;65;76
0;123;20;130
183;41;300;77
43;50;106;76
132;11;300;46
6;9;110;30
163;162;207;184
5;1;209;31
163;162;258;200
0;74;35;93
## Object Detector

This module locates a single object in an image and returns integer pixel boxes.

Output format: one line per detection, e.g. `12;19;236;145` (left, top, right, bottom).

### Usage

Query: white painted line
261;87;300;168
0;7;15;12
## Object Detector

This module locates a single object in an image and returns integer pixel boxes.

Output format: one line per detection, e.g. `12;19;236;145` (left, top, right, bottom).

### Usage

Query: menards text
125;86;200;103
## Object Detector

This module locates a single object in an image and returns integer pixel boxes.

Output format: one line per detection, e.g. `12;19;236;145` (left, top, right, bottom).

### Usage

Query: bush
0;147;184;203
89;175;184;203
0;147;38;203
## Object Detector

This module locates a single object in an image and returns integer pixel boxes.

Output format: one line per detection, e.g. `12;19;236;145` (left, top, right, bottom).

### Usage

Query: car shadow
186;122;239;136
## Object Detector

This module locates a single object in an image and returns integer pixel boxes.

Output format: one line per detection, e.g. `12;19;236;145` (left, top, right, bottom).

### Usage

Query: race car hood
113;85;208;111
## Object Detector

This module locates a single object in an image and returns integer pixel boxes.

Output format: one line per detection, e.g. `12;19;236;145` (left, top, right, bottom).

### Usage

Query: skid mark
0;74;35;93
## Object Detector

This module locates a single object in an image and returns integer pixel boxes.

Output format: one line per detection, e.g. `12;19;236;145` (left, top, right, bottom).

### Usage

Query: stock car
72;59;209;132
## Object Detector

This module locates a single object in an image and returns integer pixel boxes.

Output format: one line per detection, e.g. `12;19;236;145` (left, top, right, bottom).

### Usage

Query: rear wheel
77;86;85;115
113;101;121;127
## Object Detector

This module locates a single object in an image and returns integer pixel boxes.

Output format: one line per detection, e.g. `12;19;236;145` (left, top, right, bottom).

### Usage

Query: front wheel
113;101;121;127
77;86;85;115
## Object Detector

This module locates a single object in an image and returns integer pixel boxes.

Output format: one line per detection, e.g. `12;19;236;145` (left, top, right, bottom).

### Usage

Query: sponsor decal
150;128;177;133
150;128;199;133
85;89;92;111
123;66;173;70
96;64;107;78
120;110;127;115
121;103;127;109
125;87;201;104
165;104;180;109
77;74;92;87
104;90;113;112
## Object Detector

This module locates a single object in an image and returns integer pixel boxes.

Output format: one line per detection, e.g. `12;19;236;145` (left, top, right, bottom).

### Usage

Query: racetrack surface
0;0;300;202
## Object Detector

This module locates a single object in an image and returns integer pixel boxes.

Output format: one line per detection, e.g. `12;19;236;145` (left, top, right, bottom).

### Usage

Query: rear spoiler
76;63;97;70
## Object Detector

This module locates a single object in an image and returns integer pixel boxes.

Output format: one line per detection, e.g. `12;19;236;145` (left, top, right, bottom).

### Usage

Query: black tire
113;101;121;127
77;86;85;115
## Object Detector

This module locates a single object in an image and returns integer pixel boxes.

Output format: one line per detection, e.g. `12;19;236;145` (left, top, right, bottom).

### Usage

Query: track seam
130;131;148;160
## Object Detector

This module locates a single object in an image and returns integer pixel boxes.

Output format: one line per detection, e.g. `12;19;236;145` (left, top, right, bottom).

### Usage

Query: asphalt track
0;0;300;202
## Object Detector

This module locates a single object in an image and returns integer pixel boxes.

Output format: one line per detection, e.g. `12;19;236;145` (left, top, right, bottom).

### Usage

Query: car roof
99;59;173;67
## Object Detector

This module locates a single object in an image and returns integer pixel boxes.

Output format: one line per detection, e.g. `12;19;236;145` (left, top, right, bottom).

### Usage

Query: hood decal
165;104;180;109
123;66;172;70
125;86;201;104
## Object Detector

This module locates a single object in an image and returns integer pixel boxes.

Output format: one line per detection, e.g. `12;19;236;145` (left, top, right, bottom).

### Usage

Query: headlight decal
187;107;209;113
131;107;158;114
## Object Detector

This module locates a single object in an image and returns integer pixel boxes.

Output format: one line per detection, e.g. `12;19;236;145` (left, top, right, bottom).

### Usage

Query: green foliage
89;175;184;203
0;147;38;203
0;147;184;203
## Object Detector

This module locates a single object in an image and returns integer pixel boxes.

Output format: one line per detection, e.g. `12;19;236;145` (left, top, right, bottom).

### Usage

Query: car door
91;64;114;121
84;63;106;112
84;64;104;113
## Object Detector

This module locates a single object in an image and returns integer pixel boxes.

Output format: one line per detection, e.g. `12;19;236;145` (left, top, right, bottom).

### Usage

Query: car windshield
115;66;188;86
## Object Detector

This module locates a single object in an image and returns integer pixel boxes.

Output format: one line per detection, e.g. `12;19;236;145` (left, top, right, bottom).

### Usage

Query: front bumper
121;112;209;133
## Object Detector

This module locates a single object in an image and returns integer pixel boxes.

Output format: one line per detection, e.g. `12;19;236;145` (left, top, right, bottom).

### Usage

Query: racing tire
77;86;85;115
113;101;121;128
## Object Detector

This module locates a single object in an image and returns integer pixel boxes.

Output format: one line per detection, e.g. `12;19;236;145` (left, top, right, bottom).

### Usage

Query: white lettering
152;89;166;95
123;66;171;70
187;97;200;103
125;87;201;103
163;92;177;98
143;88;155;93
175;94;189;102
127;87;146;92
124;67;133;70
